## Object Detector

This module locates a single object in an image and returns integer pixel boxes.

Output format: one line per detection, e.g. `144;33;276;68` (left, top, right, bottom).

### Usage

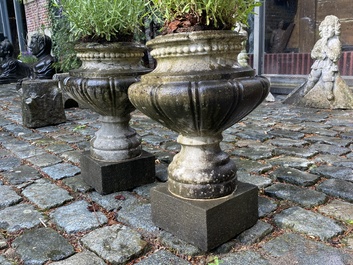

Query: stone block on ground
0;185;22;209
317;179;353;203
80;150;155;194
49;251;106;265
21;79;66;128
136;250;191;265
151;182;258;251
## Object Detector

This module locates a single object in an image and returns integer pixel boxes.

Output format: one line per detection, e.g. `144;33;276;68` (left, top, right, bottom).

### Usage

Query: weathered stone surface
0;204;43;232
0;185;22;209
268;138;308;147
1;165;41;185
51;200;107;233
317;179;353;202
258;196;278;217
0;156;21;171
21;79;66;128
50;251;106;265
60;150;82;164
232;147;273;160
274;207;344;240
262;233;353;264
310;165;353;182
136;250;191;265
270;167;320;186
0;234;7;249
43;142;74;154
155;162;168;182
236;221;274;245
235;159;273;174
22;179;73;209
116;201;158;234
62;174;92;193
41;163;80;180
318;200;353;223
158;231;203;256
237;172;272;189
267;129;305;140
133;182;159;199
26;153;62;167
151;182;258;251
310;143;351;156
89;191;138;211
221;251;270;265
0;256;12;265
235;130;271;142
264;183;327;208
12;228;74;264
268;156;313;170
81;225;148;265
273;146;318;158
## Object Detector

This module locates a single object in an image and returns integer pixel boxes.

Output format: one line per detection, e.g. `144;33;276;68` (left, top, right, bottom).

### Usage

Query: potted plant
128;0;270;251
58;0;155;194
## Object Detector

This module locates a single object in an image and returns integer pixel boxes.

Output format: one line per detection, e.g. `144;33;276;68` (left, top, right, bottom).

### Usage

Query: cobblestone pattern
0;84;353;264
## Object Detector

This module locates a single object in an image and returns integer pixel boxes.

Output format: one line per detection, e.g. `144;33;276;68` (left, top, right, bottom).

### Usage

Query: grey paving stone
0;156;21;172
310;143;351;156
317;179;353;203
267;129;305;140
2;124;35;137
258;196;278;217
51;200;107;233
262;233;353;265
155;162;168;182
158;231;203;256
0;255;12;265
0;148;12;157
273;146;318;158
41;163;80;180
0;233;7;249
43;142;74;154
0;204;43;232
314;154;353;168
235;159;273;174
268;138;308;148
305;135;352;147
89;191;139;211
53;133;86;144
62;174;92;193
136;250;190;265
81;224;148;265
12;227;74;265
133;182;159;200
237;172;272;189
267;156;313;170
22;179;73;209
235;130;271;142
232;147;273;160
236;221;274;245
59;150;82;164
310;166;353;182
221;251;270;265
265;183;327;208
270;167;320;187
11;145;47;159
26;153;62;167
49;251;106;265
274;207;345;240
1;165;41;185
318;200;353;223
302;127;338;137
0;185;22;209
116;201;159;234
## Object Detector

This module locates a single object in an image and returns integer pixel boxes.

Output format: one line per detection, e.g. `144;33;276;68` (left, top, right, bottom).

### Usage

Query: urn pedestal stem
62;42;155;194
129;31;270;250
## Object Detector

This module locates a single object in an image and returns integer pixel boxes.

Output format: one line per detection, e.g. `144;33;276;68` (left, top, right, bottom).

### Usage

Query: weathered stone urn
128;31;270;250
63;42;155;194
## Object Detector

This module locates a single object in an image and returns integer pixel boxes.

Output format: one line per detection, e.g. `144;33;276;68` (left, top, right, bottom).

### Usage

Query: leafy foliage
54;0;148;41
151;0;260;31
48;0;81;72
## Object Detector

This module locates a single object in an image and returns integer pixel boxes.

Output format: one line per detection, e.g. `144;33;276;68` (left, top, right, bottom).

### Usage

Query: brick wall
23;0;50;36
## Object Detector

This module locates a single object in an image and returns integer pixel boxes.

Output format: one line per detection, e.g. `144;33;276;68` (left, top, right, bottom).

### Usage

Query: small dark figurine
0;39;30;84
29;33;56;79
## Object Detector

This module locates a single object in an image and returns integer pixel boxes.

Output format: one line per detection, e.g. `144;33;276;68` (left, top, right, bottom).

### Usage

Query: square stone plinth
80;150;155;195
151;181;258;251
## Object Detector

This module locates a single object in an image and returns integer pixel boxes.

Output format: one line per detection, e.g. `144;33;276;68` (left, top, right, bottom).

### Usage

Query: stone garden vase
129;31;270;199
63;42;150;162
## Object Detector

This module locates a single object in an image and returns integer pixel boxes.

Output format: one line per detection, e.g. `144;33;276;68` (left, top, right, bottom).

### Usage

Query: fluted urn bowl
63;42;150;161
129;31;270;199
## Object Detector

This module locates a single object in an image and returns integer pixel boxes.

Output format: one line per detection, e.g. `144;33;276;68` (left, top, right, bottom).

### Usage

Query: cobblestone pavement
0;83;353;265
